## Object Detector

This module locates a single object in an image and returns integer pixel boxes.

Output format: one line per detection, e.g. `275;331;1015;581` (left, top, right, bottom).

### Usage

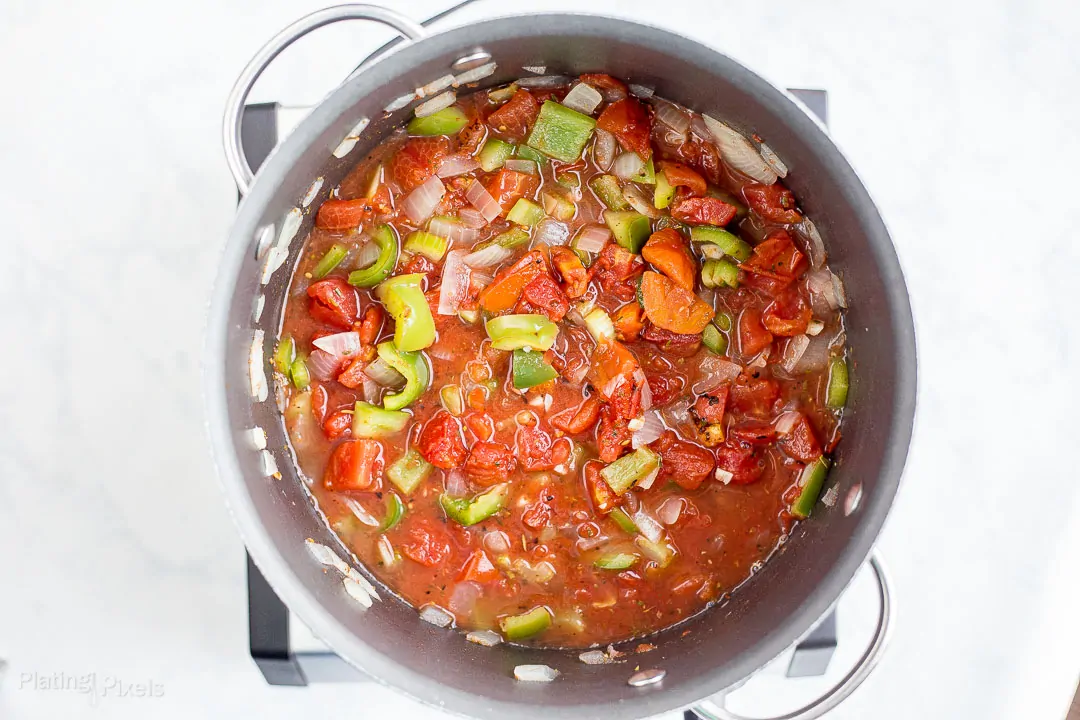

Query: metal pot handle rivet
222;4;426;196
691;552;893;720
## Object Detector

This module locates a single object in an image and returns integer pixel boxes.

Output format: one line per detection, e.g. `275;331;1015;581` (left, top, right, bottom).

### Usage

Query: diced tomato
483;168;540;214
780;413;823;462
693;385;729;425
592;244;644;302
315;198;376;230
646;373;683;406
579;73;628;100
762;290;812;337
322;409;353;441
738;307;774;356
417;410;468;469
322;439;384;493
356;304;384;345
458;549;499;583
676;136;723;185
642;227;696;290
596;403;632;462
729;374;781;418
743;183;802;224
369;185;395;215
521;273;570;322
550;246;590;298
464;440;517;485
549;394;602;435
715;442;767;485
458;115;488;154
400;520;452;568
478;250;546;312
641;323;702;357
486;89;540;140
336;356;367;389
584;460;621;513
391;136;450;192
311;383;329;423
658;161;707;196
521;500;553;530
728;421;779;445
612;303;644;342
463;411;494;443
589;340;640;402
307;277;360;328
740;230;806;281
517;425;558;472
651;431;715;491
597;97;653;160
670;195;738;226
400;253;439;284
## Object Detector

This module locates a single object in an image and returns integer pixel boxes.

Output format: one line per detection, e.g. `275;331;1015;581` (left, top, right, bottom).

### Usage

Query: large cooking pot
205;5;917;719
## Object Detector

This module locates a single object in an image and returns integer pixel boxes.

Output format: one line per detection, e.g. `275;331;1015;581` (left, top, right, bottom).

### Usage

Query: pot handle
691;552;894;720
222;4;426;195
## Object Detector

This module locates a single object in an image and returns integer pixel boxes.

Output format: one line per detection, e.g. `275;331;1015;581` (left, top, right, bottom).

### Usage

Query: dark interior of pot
208;14;916;720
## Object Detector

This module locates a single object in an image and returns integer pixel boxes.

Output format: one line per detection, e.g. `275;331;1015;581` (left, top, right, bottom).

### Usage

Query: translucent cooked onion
484;530;511;554
467;629;503;647
403;175;445;223
342;576;373;608
414;90;456;118
759;143;788;178
514;664;559;682
629;84;654;98
693;356;743;393
438;249;471;315
654;99;691;134
354;236;380;269
344;497;380;527
637;370;653;411
516;75;570;88
376;535;396;566
782;335;810;373
657;497;685;526
464;243;513;268
417;74;454;99
631;411;664;448
419;604;454;628
575;225;611;253
702;114;778;185
775;410;800;435
453;62;496;87
593;129;617;171
798;218;827;268
562;82;603;115
428;215;478;244
363;358;405;387
306;348;341;381
465;180;502;222
458;206;487;229
715;467;734;484
437;154;480;178
690;113;710;140
632;509;664;542
445;468;468;497
504;158;538;175
448;581;481;616
534;219;570;246
613;151;644;180
807;268;840;310
579;650;614;665
622;183;660;218
312;331;360;358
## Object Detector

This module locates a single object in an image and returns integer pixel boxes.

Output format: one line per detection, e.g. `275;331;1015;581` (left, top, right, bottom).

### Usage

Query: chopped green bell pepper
526;100;597;162
701;258;740;288
691;226;752;262
826;357;849;409
507;198;546;227
512;348;559;390
594;552;640;570
478;137;514;172
407;106;469;136
312;243;348;280
403;230;448;262
440;385;464;416
441;484;509;526
274;335;296;375
654;171;675;209
379;493;406;532
631;156;655;185
492;227;531;249
609;508;639;534
791;457;830;519
485;314;559;351
589;174;630;210
387;448;433;494
376;341;431;411
542;191;576;221
714;309;734;332
702;324;728;355
514;144;547;165
600;446;660;495
351;401;411;438
500;606;552;640
634;535;675;568
289;354;310;390
375;273;436;351
604;210;651;253
349;224;399;287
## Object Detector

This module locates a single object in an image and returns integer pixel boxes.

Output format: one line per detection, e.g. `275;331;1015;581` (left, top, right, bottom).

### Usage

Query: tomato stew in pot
274;75;850;648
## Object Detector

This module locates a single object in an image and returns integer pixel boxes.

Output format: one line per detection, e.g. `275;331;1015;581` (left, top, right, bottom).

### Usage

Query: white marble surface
1;0;1079;718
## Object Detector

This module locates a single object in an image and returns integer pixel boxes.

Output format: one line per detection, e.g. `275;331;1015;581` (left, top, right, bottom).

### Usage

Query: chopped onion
470;271;494;289
832;273;848;308
458;206;487;229
795;334;833;373
593;129;617;171
429;218;477;246
403;175;446;223
775;411;800;435
632;509;664;542
807;269;840;310
690;113;710;140
376;535;396;566
342;576;373;608
514;664;559;682
702;114;778;185
445;468;468;497
437;154;480;178
637;370;653;411
467;630;503;647
363;358;405;387
575;533;610;551
306;348;342;381
759;142;788;178
306;539;341;567
416;74;454;99
361;377;379;404
579;650;613;665
534;219;570;246
419;604;454;628
344;497;380;527
438;249;471;315
516;75;570;88
562;82;603;115
354;237;381;270
715;468;734;485
484;530;510;554
693;356;743;393
622;183;660;218
312;331;360;358
503;158;538;175
806;320;825;336
575;225;611;253
657;497;686;526
448;581;481;616
415;90;456;118
465;180;502;222
453;61;496;87
631;411;664;448
748;347;771;369
659;125;688;148
798;219;826;269
613;151;644;180
464;243;513;268
629;84;654;98
782;335;811;373
654;99;690;134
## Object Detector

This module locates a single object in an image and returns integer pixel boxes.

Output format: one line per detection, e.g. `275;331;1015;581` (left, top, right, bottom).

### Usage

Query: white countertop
1;0;1078;718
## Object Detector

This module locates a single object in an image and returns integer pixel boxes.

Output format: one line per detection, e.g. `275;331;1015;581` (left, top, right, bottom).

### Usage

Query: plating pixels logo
16;670;165;705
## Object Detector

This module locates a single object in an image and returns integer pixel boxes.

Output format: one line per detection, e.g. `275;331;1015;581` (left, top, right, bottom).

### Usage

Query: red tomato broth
275;78;848;648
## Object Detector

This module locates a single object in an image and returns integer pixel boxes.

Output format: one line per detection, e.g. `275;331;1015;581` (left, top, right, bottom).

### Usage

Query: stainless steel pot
205;5;917;719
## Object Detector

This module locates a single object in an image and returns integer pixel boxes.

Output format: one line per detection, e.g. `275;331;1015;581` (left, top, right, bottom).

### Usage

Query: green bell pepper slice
634;535;675;568
403;230;449;262
589;174;630;210
379;493;406;532
375;273;436;351
512;348;559;390
351;401;411;438
601;446;660;495
312;243;349;280
527;101;597;162
289;354;310;390
691;226;752;262
274;335;296;375
407;106;469;136
630;156;655;185
376;342;431;411
542;191;576;221
827;357;849;409
500;606;552;640
714;309;734;332
514;144;547;165
440;484;509;526
604;210;651;253
485;314;559;351
701;323;728;355
387;448;433;494
349;224;399;287
654;170;675;209
701;258;740;288
478;138;514;172
594;552;640;570
791;457;830;519
507;198;546;227
609;507;639;534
